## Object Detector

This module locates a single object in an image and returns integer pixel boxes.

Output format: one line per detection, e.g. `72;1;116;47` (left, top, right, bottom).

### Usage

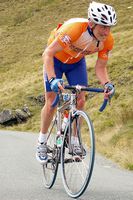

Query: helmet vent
108;11;111;15
101;14;107;20
93;18;99;22
110;17;112;23
97;8;101;12
101;20;108;24
104;5;108;10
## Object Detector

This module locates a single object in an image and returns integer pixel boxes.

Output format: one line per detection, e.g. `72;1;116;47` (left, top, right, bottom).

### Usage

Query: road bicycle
42;85;108;198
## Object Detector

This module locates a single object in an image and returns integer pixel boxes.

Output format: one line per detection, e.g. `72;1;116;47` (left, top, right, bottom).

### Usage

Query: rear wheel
61;110;95;198
42;115;59;188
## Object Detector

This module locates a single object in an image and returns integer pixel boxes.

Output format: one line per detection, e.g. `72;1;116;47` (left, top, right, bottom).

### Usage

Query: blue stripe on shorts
44;57;88;92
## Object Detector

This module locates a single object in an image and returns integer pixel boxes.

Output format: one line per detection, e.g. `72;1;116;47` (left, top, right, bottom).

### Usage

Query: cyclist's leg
65;57;88;110
41;57;63;135
36;80;57;164
64;58;88;148
36;58;63;164
40;91;56;134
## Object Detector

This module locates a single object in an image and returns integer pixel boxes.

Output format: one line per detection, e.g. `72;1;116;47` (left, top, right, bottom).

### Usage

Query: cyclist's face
93;25;111;41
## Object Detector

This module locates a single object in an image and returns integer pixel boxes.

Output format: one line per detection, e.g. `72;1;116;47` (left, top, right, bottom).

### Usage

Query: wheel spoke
61;111;95;198
42;116;59;188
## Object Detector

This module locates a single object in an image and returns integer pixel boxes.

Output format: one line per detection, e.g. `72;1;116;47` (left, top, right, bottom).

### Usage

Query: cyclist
36;1;117;164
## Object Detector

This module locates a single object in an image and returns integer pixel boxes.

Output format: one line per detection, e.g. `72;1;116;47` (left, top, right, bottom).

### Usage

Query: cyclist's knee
77;92;86;109
77;98;85;109
43;92;57;112
47;101;56;111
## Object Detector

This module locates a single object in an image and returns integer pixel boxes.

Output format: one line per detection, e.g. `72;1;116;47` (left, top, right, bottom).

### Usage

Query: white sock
71;136;79;145
38;132;48;144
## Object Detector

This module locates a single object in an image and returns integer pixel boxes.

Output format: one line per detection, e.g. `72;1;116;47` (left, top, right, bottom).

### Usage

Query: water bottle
56;131;63;147
62;110;69;132
62;117;68;132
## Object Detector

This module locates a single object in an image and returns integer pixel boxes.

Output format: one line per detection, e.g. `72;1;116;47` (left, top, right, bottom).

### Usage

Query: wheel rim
61;111;95;198
43;117;59;188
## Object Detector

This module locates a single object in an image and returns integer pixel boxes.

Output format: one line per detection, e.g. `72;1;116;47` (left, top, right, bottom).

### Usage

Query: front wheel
42;115;59;189
61;110;95;198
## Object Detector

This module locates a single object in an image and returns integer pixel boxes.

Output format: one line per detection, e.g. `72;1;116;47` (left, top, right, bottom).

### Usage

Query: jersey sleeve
98;33;114;60
56;22;85;48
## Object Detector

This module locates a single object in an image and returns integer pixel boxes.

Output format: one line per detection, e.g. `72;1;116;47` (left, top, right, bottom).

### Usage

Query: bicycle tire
61;110;95;198
42;115;59;189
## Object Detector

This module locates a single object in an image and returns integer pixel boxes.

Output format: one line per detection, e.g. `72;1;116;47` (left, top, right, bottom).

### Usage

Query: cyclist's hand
104;82;115;99
49;78;64;93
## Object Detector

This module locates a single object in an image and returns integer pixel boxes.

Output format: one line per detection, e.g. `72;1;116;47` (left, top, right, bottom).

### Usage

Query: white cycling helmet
88;1;117;26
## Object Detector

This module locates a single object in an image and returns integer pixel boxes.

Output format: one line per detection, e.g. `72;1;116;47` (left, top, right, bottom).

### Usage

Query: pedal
73;156;82;162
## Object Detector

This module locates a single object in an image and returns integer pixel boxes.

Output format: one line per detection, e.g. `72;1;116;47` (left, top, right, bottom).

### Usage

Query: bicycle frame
56;92;77;132
43;85;108;197
52;84;108;156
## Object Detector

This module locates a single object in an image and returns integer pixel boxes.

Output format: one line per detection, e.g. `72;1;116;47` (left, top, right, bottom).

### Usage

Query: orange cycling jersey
47;18;114;64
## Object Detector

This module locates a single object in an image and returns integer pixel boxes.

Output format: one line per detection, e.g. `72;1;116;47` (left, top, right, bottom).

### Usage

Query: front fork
68;111;82;154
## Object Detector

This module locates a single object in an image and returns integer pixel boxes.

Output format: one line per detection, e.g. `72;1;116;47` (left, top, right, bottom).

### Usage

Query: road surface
0;130;133;200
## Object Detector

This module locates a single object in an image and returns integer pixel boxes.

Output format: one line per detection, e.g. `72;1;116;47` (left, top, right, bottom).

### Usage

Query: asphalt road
0;130;133;200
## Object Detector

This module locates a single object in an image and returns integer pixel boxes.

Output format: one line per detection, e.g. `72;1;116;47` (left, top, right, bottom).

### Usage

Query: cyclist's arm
95;58;110;85
42;38;63;80
96;33;114;85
